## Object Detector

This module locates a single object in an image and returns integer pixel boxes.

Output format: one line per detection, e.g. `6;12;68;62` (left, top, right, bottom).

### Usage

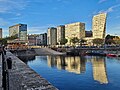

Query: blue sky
0;0;120;37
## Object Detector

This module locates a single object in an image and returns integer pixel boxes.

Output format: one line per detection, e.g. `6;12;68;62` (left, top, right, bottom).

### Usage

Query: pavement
0;54;3;90
6;52;58;90
35;48;66;55
0;48;64;90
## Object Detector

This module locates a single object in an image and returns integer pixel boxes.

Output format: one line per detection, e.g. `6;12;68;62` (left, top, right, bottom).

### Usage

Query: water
25;55;120;90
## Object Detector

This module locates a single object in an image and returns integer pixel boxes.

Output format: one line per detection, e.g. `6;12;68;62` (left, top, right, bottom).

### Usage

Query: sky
0;0;120;37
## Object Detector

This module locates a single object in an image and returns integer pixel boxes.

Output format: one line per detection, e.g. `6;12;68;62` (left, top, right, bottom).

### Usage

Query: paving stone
0;54;3;90
6;52;58;90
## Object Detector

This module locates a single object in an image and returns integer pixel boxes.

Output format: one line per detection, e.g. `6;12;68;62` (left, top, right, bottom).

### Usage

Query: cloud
0;0;28;13
0;18;9;26
28;24;57;34
98;4;120;13
2;29;9;37
0;8;8;13
28;26;48;34
29;0;71;4
115;26;120;30
108;23;120;35
116;16;120;19
116;0;120;3
98;0;107;4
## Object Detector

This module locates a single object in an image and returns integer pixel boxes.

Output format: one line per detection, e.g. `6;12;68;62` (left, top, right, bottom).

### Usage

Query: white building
92;13;107;39
65;22;85;45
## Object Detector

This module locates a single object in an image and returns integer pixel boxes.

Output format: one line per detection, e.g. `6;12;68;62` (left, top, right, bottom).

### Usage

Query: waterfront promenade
0;54;3;90
1;47;120;90
34;48;65;55
0;51;58;90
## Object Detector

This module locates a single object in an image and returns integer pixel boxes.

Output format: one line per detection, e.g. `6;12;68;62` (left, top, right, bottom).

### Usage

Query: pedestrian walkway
0;54;3;90
35;48;66;55
6;52;58;90
43;48;65;55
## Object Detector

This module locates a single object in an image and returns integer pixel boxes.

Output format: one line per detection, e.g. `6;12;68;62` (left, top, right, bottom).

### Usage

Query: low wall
0;54;3;90
6;52;58;90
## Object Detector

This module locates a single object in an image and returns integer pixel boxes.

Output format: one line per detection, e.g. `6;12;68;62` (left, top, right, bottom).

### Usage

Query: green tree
105;39;115;45
114;39;120;45
70;37;79;45
93;38;104;46
105;34;119;45
105;34;119;40
113;36;120;45
0;35;18;46
0;38;7;45
80;39;86;46
6;35;18;40
59;38;68;45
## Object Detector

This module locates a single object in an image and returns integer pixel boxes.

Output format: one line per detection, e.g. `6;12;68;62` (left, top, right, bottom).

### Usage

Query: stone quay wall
0;54;3;90
6;52;58;90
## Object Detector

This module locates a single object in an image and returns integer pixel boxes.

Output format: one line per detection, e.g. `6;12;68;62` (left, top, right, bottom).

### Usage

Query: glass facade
9;24;27;41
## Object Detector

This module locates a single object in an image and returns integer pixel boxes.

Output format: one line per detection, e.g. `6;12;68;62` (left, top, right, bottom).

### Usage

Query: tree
0;35;18;46
105;34;119;40
0;38;7;45
114;39;120;45
105;39;115;45
6;35;18;40
70;37;79;45
80;39;87;46
113;37;120;45
93;38;104;46
105;34;117;45
59;38;68;45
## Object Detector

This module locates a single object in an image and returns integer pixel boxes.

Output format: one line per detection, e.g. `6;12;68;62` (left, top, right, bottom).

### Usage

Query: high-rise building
65;22;85;45
47;27;57;46
0;28;2;38
57;25;65;44
92;13;107;39
9;24;27;41
36;33;47;46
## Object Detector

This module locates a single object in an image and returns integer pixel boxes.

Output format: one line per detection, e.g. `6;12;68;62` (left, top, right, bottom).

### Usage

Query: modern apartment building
9;24;27;41
57;25;65;44
65;22;85;45
47;27;57;46
92;13;107;39
0;28;2;38
36;33;47;46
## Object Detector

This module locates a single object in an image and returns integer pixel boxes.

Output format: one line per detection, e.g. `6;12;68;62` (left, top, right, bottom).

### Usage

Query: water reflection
47;56;86;74
18;55;35;64
92;56;108;84
47;56;108;84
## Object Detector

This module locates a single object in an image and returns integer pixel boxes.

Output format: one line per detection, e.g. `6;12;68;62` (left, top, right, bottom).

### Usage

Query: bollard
7;57;12;69
4;50;6;55
0;46;3;54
